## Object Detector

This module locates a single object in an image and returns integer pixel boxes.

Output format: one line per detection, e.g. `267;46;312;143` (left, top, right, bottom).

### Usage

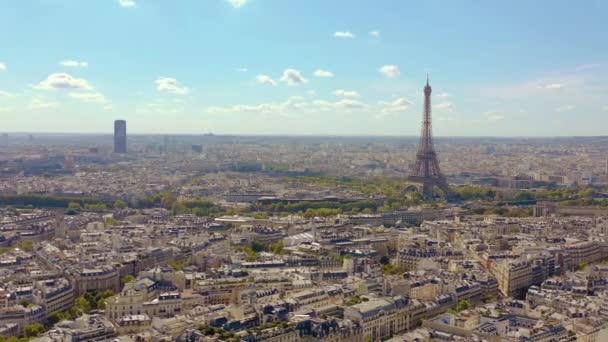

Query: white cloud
206;96;372;116
335;99;366;109
68;92;107;103
574;63;600;71
282;97;308;112
60;60;88;68
311;100;333;110
255;74;277;86
118;0;136;7
437;92;450;99
369;30;380;37
226;0;248;8
556;105;574;112
602;105;608;112
484;111;504;121
379;65;400;78
333;89;359;98
544;83;562;89
30;97;58;110
379;98;412;113
236;104;278;114
0;63;5;71
155;77;189;95
313;69;334;78
34;73;93;90
434;102;453;112
236;67;248;72
334;31;355;38
280;69;307;85
0;90;11;97
207;100;294;116
205;106;228;114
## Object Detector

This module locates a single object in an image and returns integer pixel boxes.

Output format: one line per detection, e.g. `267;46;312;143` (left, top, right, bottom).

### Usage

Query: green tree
482;294;497;303
455;300;472;312
84;203;107;211
113;200;127;209
68;202;81;210
225;208;239;216
73;295;92;315
252;212;269;219
513;191;535;201
269;240;285;255
381;264;403;275
48;311;70;325
160;193;177;210
97;298;107;310
453;186;496;201
24;323;45;337
577;188;595;198
245;249;257;262
251;240;267;253
168;258;190;271
65;208;79;215
345;296;363;306
122;275;135;283
104;217;116;226
172;202;190;215
15;240;34;252
99;289;114;299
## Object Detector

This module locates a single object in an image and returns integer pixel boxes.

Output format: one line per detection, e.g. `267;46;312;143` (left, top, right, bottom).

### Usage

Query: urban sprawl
2;99;608;341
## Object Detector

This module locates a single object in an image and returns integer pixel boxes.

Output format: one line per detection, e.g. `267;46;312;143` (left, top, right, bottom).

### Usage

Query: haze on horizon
0;0;607;136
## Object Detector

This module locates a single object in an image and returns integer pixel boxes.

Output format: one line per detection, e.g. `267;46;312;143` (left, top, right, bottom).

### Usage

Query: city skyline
1;0;607;136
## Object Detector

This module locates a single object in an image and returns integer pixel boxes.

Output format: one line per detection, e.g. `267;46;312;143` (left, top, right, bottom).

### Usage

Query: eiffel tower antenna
407;76;449;200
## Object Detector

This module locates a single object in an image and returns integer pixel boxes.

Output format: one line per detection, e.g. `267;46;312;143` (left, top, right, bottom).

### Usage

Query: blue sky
0;0;607;135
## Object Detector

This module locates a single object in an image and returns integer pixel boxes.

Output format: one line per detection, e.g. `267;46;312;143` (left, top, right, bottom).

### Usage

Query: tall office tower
114;120;127;154
407;76;450;200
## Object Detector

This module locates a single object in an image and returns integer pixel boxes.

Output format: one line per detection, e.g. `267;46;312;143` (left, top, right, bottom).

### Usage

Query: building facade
114;120;127;154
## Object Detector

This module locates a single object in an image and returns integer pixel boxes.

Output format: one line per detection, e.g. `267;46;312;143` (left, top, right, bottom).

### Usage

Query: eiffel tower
407;76;449;200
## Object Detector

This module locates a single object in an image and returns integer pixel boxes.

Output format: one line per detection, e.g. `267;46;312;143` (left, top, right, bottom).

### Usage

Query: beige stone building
344;296;425;341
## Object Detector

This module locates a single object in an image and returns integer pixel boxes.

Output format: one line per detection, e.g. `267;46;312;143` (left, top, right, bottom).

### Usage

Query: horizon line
2;131;608;139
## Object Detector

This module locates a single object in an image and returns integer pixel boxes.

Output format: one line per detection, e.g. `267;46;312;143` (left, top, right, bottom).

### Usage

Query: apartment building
344;296;425;341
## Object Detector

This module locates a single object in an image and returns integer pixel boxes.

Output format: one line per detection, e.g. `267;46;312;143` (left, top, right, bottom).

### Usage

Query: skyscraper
407;76;449;200
114;120;127;154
